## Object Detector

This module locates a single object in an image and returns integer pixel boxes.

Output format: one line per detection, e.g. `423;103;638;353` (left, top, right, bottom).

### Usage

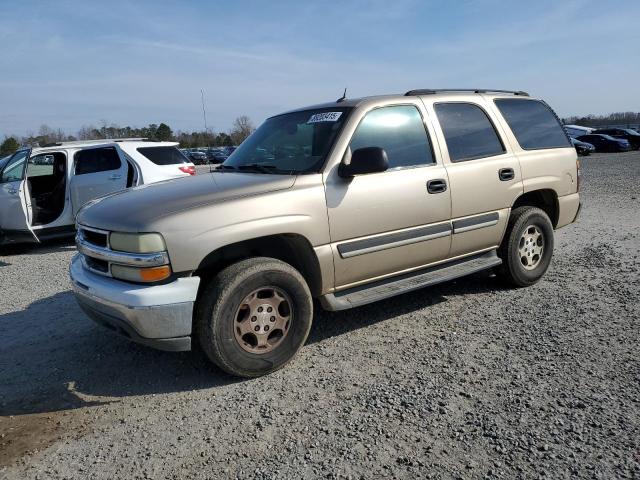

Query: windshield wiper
237;163;279;174
216;164;237;171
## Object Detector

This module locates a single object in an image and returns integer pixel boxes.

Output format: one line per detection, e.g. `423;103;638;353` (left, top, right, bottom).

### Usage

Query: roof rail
404;89;529;97
39;138;153;148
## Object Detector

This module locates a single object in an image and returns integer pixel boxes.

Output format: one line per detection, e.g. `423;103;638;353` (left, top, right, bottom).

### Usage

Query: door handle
499;168;515;181
108;174;122;180
427;179;447;194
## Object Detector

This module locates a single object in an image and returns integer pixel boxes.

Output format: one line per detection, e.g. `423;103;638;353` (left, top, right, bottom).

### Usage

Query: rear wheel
195;257;313;378
496;206;554;287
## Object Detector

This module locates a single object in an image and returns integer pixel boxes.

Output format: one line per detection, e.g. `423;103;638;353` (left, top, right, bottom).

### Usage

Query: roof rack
39;138;159;148
404;89;529;97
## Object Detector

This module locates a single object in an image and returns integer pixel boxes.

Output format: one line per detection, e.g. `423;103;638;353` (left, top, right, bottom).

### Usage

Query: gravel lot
1;152;639;479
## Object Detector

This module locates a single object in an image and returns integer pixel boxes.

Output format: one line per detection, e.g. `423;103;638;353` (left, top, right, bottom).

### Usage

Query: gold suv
70;89;581;377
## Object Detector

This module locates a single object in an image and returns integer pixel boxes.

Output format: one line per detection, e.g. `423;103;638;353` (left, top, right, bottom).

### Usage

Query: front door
69;145;128;216
0;149;38;242
325;103;452;289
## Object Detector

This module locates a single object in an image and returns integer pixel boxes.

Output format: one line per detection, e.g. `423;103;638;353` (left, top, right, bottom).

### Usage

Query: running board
320;250;501;311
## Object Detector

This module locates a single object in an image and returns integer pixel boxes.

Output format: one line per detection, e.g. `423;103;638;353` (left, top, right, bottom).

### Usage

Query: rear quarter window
495;99;570;150
137;146;190;165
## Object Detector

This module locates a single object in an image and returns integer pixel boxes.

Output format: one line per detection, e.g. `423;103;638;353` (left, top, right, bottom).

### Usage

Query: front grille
81;228;108;248
85;256;109;274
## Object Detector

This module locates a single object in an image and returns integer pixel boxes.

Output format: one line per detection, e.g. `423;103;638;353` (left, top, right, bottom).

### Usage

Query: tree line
1;116;255;156
562;112;640;128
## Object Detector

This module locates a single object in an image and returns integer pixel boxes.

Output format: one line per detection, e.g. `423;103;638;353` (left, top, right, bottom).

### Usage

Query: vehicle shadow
308;271;506;345
0;237;76;258
0;271;506;417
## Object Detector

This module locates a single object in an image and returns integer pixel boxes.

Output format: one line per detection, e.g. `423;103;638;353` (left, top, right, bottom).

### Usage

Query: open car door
69;145;128;216
0;149;39;244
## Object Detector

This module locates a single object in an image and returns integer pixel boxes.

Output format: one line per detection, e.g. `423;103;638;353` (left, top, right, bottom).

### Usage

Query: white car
0;139;195;246
564;124;594;139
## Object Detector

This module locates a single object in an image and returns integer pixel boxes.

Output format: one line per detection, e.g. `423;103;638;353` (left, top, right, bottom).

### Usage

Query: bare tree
38;124;53;143
77;125;96;140
230;115;255;145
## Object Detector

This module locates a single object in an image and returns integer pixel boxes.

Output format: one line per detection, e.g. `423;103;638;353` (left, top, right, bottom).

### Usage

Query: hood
77;172;296;232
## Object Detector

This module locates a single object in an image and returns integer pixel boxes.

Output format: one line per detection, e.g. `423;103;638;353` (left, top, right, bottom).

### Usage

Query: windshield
137;146;190;165
0;155;10;170
222;107;352;174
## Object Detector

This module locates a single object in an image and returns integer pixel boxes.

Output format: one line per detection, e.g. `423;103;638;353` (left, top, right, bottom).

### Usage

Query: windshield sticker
307;112;342;123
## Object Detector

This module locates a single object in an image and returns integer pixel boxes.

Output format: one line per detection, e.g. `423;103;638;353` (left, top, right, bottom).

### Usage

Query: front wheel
195;257;313;378
496;206;554;287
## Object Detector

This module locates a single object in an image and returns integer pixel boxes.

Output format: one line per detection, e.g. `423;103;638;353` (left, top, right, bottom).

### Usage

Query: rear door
69;145;127;215
0;149;38;241
427;98;523;257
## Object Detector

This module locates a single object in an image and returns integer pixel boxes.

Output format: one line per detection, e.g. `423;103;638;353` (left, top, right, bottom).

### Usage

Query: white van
0;139;194;246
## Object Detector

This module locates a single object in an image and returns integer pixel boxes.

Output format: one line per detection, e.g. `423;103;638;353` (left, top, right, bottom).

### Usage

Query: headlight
109;232;166;253
111;264;172;283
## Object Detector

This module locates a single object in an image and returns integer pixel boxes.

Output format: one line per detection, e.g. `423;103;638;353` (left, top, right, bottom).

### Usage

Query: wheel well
512;189;559;227
194;234;323;297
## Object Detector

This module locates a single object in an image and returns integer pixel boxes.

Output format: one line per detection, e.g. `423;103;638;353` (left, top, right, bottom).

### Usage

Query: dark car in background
577;134;632;153
205;146;237;164
592;128;640;150
186;149;208;165
205;148;226;164
571;137;595;156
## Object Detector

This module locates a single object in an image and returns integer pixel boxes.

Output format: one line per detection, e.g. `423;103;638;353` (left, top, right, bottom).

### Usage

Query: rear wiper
237;163;279;174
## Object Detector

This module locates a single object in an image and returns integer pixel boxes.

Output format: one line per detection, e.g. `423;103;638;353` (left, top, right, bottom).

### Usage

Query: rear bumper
572;201;582;223
70;254;200;351
556;193;581;229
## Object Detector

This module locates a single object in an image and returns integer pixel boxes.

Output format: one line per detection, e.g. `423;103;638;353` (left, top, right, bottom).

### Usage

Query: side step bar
320;250;502;311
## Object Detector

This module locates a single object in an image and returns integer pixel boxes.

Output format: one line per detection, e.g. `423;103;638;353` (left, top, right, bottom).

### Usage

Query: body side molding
452;212;499;234
337;223;451;259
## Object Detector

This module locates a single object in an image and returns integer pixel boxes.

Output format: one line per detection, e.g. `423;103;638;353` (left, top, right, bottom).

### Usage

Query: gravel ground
1;152;639;479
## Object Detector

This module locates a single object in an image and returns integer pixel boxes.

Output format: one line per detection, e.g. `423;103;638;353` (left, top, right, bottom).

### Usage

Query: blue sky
1;0;639;138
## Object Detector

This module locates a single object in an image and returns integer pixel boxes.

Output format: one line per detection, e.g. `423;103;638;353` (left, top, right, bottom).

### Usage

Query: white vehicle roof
29;139;179;155
564;125;594;132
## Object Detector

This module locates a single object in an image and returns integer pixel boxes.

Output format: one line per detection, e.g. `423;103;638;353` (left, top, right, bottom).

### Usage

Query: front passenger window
349;105;434;168
0;150;29;183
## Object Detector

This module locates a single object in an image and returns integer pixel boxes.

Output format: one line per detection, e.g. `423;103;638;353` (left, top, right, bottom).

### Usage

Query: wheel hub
518;225;544;270
233;287;292;354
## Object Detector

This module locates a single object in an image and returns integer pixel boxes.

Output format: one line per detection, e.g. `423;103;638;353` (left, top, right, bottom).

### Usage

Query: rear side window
495;99;570;150
349;105;434;168
75;147;121;175
434;103;505;162
137;146;190;165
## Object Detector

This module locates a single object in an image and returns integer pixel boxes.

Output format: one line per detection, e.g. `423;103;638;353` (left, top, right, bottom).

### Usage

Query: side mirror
339;147;388;177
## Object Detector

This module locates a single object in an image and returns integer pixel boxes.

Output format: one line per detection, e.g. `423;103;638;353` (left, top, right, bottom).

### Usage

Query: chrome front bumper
70;254;200;351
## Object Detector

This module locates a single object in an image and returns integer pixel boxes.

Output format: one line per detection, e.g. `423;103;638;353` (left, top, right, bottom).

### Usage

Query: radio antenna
201;89;208;132
336;87;347;103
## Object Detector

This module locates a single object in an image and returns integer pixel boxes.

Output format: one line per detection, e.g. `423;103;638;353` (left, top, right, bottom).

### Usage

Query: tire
495;206;554;287
195;257;313;378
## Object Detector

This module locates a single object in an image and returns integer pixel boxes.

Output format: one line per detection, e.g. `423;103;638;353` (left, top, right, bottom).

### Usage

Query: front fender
156;177;330;273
